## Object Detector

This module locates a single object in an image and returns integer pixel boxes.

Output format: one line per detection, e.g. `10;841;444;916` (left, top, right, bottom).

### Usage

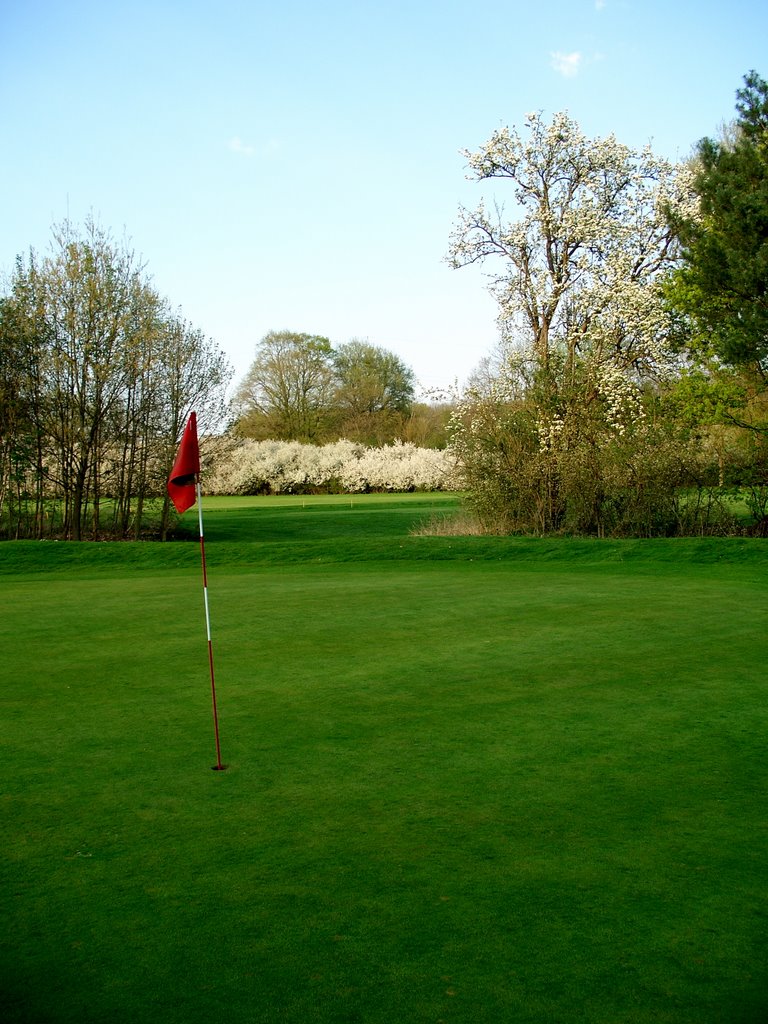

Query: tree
143;310;232;540
234;330;334;441
12;218;159;539
661;72;768;531
401;401;454;448
0;218;232;540
0;279;46;537
666;71;768;371
448;111;691;378
331;339;415;444
445;112;712;536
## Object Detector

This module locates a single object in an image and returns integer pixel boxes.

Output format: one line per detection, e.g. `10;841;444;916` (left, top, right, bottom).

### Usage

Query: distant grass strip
1;494;767;1023
1;493;767;577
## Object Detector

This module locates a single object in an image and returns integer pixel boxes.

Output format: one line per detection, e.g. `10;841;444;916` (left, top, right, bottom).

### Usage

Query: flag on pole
168;412;200;513
167;411;226;770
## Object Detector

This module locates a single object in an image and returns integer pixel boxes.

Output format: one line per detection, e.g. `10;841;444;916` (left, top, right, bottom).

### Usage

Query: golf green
1;496;766;1023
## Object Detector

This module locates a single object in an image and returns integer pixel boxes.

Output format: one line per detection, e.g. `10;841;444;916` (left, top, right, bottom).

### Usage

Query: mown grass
1;494;767;1023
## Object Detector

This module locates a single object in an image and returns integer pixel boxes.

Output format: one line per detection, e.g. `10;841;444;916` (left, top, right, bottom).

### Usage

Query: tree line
231;330;450;448
446;71;768;536
0;218;231;539
0;222;445;539
2;71;766;539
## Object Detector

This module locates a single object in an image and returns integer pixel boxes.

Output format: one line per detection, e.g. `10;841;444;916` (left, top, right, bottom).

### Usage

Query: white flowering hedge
207;438;458;494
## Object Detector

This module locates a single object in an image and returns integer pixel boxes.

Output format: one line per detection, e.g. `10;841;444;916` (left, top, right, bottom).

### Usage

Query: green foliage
233;330;334;442
662;365;747;428
330;339;416;443
666;71;768;369
655;359;768;531
401;401;454;448
234;331;420;446
449;353;744;537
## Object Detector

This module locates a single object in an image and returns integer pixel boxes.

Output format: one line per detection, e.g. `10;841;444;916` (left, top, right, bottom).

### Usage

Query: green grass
1;494;767;1023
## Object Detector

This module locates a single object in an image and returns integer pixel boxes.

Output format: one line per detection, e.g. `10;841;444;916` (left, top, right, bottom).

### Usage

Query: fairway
1;495;767;1024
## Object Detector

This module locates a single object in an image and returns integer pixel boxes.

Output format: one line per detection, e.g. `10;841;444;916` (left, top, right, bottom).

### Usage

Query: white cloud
228;136;283;159
228;136;255;157
595;0;607;10
550;51;582;78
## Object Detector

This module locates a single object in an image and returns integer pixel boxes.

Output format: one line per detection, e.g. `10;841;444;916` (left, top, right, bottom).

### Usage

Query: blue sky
1;0;765;394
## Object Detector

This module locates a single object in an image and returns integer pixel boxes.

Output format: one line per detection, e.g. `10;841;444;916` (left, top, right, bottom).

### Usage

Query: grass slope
1;495;767;1023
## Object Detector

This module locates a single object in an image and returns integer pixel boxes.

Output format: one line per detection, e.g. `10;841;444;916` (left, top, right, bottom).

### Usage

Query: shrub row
207;439;458;494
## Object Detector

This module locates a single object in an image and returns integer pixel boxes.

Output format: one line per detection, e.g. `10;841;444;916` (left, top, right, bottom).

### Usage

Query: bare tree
1;218;232;539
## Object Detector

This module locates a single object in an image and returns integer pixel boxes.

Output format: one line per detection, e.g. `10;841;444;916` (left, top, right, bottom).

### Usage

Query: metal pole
197;480;225;770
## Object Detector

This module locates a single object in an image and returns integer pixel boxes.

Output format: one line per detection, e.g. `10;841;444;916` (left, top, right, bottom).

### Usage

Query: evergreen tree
667;71;768;370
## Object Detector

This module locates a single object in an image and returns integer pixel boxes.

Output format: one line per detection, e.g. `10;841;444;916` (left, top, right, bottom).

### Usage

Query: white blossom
447;111;696;378
206;439;458;494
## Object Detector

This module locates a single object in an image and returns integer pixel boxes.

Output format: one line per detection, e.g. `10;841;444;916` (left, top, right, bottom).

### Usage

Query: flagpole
196;479;226;771
168;411;226;772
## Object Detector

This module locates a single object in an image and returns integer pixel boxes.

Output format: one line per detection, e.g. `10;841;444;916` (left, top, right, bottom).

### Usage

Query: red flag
168;412;200;514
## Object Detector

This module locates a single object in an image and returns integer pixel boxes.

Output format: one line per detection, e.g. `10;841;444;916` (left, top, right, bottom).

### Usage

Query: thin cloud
595;0;607;10
228;136;283;159
228;136;255;157
550;51;582;78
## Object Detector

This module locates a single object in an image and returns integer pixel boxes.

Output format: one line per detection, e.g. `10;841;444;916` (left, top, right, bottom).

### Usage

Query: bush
206;439;459;495
448;383;743;537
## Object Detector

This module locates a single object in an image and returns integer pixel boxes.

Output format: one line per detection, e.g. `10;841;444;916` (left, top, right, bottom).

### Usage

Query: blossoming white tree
448;111;695;381
446;112;704;535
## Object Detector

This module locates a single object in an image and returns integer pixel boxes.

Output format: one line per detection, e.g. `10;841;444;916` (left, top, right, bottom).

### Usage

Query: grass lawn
1;494;767;1023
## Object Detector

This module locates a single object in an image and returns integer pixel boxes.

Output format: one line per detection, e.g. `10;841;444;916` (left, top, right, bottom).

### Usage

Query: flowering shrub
207;439;458;494
447;371;736;537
